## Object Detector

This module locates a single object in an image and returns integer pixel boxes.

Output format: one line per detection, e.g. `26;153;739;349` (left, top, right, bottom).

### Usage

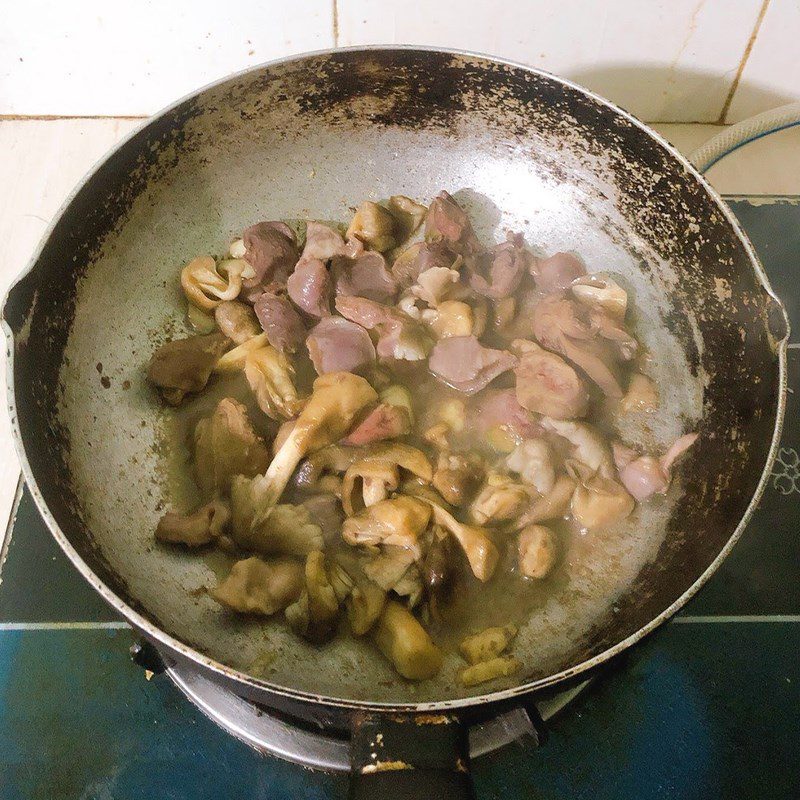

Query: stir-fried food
147;190;698;685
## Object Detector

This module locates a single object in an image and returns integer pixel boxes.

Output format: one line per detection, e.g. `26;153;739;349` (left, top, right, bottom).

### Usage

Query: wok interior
6;51;782;706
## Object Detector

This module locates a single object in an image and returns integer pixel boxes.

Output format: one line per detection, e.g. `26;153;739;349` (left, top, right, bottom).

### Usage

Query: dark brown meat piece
306;316;376;375
253;291;306;353
424;191;482;255
512;339;589;420
469;233;530;299
147;332;229;405
332;251;398;303
531;251;586;293
287;258;332;318
428;335;517;395
242;221;298;289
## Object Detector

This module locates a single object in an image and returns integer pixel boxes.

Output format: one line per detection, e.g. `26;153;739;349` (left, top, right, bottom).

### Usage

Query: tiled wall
0;0;795;122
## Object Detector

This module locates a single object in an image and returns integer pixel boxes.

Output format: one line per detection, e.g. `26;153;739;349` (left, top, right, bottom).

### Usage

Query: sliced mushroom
346;201;397;252
285;551;341;643
571;474;635;531
155;498;229;547
470;471;531;525
212;556;304;616
147;332;229;405
515;474;576;528
571;274;627;320
373;600;443;680
246;372;378;525
517;524;557;578
230;478;324;556
387;195;427;243
181;256;253;311
428;502;499;582
347;579;387;636
194;397;271;496
213;332;269;372
342;460;400;516
342;495;432;556
244;345;304;421
432;451;484;507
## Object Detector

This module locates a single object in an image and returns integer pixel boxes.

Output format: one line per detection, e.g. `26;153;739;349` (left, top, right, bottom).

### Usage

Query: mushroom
341;460;400;515
327;561;355;604
294;444;362;488
147;332;230;405
511;339;589;420
506;439;556;495
214;300;262;344
347;579;387;635
285;551;341;643
469;471;531;525
621;372;659;413
392;562;424;608
362;545;416;590
432;451;483;507
212;556;304;616
230;478;324;556
155;498;229;547
517;524;557;578
194;397;271;496
515;474;576;528
338;442;433;500
387;195;427;243
571;274;627;320
346;201;397;252
342;495;432;556
459;624;517;665
186;304;216;334
571;474;635;531
421;300;474;339
244;345;304;421
459;656;521;687
247;372;378;525
541;418;616;479
180;256;254;311
421;525;457;607
373;600;443;680
427;502;499;582
411;267;461;307
213;332;269;372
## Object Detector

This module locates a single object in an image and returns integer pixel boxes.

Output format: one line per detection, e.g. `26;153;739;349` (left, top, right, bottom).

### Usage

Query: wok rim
1;44;790;714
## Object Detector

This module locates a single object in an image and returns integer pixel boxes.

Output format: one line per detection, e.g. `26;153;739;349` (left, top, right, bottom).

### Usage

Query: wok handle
348;713;475;799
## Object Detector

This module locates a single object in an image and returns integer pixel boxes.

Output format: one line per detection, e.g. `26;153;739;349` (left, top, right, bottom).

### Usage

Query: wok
2;47;790;796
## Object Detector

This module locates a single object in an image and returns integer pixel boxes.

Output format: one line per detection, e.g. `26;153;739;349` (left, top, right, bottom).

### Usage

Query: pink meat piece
428;335;517;395
532;295;624;398
341;403;411;446
590;308;638;361
306;316;376;376
333;251;398;303
424;191;482;255
531;252;586;293
616;433;698;501
301;221;348;262
253;291;306;353
335;296;426;362
242;221;298;289
287;258;332;318
469;389;542;438
469;233;530;299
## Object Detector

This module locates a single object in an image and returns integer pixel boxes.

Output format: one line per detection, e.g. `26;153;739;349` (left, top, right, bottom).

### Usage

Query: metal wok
2;48;789;796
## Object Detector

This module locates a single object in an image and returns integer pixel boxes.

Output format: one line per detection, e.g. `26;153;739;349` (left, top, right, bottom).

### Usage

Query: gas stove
1;197;799;799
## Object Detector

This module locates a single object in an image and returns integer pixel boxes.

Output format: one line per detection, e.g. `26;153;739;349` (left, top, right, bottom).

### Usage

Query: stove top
1;197;799;799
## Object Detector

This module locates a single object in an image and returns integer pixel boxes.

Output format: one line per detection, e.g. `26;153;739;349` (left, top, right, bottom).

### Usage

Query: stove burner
167;665;589;772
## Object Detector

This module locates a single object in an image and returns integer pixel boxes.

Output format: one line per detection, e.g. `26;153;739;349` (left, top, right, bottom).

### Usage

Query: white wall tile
726;0;800;122
0;0;333;116
337;0;764;122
